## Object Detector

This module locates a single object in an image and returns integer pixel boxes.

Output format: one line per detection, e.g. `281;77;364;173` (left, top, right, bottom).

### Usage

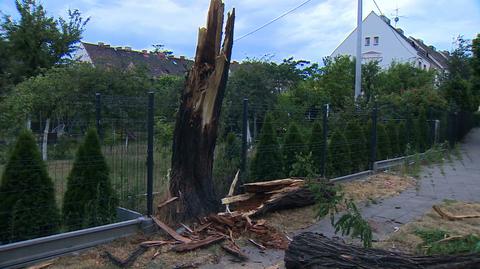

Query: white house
331;11;448;71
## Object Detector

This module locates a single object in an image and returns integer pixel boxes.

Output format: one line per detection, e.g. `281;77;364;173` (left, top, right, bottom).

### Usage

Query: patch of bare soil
264;172;415;233
376;201;480;253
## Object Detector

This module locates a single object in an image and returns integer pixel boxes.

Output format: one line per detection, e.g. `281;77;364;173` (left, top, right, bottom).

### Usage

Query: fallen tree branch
104;246;148;268
172;235;226;252
285;232;480;269
248;238;266;250
221;241;248;261
432;205;480;221
152;216;192;243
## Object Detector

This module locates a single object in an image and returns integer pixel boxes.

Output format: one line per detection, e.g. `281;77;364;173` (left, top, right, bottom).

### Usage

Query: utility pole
354;0;362;100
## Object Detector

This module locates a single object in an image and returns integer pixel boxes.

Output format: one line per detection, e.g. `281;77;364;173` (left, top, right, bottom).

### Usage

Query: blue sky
1;0;479;62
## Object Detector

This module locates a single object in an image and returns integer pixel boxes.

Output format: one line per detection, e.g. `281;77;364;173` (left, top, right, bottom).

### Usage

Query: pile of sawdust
342;173;415;202
376;201;480;253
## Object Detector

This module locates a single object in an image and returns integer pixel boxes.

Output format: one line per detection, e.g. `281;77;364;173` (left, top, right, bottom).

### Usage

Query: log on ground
285;232;480;269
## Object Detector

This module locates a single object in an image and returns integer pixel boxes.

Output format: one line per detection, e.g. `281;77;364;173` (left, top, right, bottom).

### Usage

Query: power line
371;0;383;16
234;0;314;42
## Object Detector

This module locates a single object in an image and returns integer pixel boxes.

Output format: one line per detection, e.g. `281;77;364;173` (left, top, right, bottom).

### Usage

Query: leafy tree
282;122;305;176
376;123;391;160
344;120;368;172
361;60;381;101
0;130;60;243
63;129;117;231
250;114;284;181
386;120;400;157
472;34;480;109
441;36;475;112
326;129;352;178
1;0;88;84
223;58;307;133
320;55;355;109
376;62;435;95
309;121;324;174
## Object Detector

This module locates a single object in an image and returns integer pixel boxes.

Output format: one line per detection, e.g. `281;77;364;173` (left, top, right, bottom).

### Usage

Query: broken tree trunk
169;0;235;221
285;232;480;269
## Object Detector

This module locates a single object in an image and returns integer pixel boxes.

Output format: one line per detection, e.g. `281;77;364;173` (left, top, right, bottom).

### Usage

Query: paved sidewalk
305;128;480;240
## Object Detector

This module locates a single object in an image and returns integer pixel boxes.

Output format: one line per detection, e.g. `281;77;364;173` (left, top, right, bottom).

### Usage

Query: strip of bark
171;235;226;252
222;241;248;261
432;205;480;221
152;216;192;243
157;197;178;210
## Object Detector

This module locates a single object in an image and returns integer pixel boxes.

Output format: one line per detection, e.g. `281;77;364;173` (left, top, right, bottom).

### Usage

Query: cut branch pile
285;232;480;269
222;178;320;217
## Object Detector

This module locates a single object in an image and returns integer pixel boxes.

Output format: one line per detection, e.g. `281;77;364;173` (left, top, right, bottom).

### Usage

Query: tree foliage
1;0;88;84
282;122;305;176
376;123;391;160
309;121;324;175
344;120;368;172
250;114;284;181
0;130;60;243
385;120;401;157
326;129;352;178
63;129;117;231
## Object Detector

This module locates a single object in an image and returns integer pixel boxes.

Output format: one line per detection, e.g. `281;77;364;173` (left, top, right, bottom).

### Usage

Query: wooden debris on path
433;205;480;221
221;241;248;261
104;246;148;268
172;235;226;252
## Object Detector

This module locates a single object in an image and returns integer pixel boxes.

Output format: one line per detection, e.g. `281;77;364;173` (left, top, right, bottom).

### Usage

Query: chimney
380;15;391;25
124;46;132;51
396;28;404;35
98;42;105;46
180;56;185;60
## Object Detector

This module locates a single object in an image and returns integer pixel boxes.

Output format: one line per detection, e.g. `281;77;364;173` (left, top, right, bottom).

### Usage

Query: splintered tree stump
169;0;235;221
285;232;480;269
251;187;316;217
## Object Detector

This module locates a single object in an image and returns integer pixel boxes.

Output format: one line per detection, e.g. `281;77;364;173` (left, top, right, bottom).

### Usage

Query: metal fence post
240;98;248;186
147;92;154;217
320;104;329;178
370;103;378;170
95;93;102;140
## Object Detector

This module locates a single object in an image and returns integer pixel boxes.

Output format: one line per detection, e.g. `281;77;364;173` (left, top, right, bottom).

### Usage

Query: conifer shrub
386;120;401;157
397;121;407;155
250;114;284;181
282;122;305;176
417;109;429;152
309;121;324;175
344;120;368;172
63;129;118;231
0;130;60;243
376;123;392;160
326;129;352;178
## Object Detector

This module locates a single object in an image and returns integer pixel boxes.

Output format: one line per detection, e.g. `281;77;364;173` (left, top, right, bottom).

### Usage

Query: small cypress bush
376;123;392;160
397;121;407;155
0;130;60;243
344;120;368;172
250;114;284;181
309;121;324;175
282;122;305;176
63;129;118;231
326;129;352;178
417;109;429;152
386;120;401;157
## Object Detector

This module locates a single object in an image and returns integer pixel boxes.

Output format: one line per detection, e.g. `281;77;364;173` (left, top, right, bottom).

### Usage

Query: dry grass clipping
376;201;480;253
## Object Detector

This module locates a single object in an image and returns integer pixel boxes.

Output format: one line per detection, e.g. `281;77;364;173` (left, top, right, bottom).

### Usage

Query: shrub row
0;129;117;244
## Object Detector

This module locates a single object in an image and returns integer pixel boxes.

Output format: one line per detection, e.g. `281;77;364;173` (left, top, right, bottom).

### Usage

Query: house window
424;64;427;70
373;36;379;45
365;37;370;46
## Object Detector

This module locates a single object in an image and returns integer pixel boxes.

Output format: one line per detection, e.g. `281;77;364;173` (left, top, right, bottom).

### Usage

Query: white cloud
2;0;479;62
